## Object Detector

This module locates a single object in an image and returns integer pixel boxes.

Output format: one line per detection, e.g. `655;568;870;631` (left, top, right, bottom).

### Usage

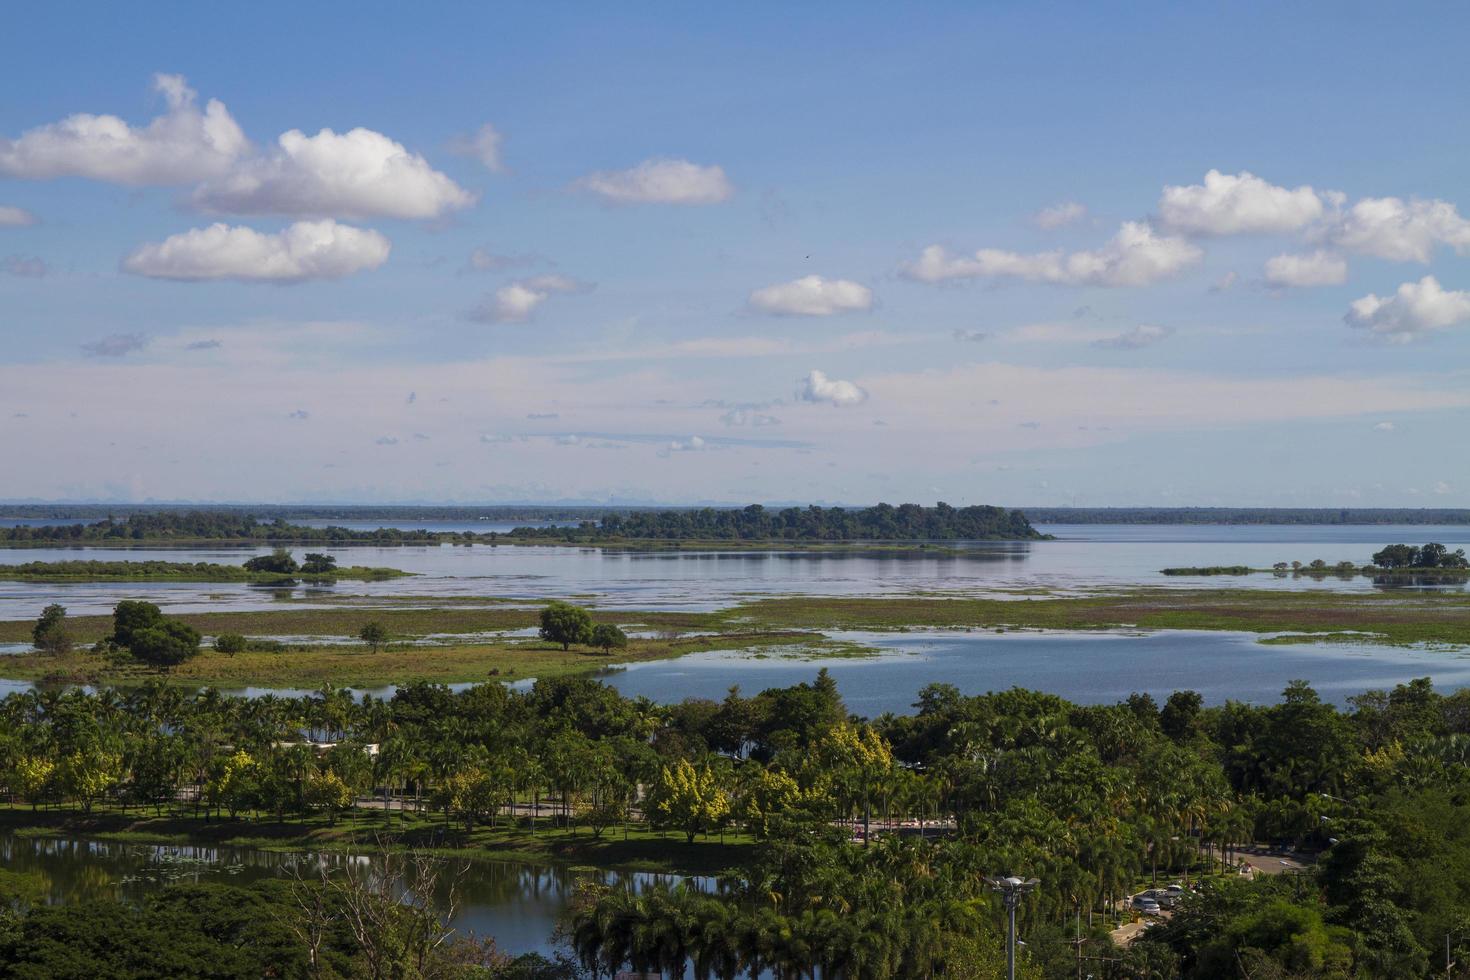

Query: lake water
1;523;1467;621
0;829;696;957
600;629;1470;710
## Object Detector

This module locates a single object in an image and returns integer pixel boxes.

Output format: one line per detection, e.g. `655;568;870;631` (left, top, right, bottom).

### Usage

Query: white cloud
449;123;505;173
660;435;707;456
574;158;733;205
1093;324;1174;349
1329;196;1470;263
902;222;1201;288
0;205;37;227
1034;201;1086;229
1263;250;1348;288
1372;421;1395;432
1434;481;1454;495
1344;276;1470;342
193;127;476;220
1159;169;1324;235
748;275;874;316
798;369;867;407
720;408;780;427
121;220;390;282
0;73;247;185
470;274;589;324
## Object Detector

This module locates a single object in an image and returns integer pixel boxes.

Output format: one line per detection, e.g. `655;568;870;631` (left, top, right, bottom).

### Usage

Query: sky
2;2;1469;507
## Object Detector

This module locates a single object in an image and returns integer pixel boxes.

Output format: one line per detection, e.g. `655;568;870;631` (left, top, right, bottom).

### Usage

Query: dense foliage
508;502;1046;542
4;668;1470;976
1371;543;1470;569
0;512;451;545
1025;507;1470;525
0;555;401;582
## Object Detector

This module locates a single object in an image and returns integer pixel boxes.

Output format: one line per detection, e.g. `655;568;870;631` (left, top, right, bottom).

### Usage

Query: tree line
4;669;1470;975
506;502;1047;542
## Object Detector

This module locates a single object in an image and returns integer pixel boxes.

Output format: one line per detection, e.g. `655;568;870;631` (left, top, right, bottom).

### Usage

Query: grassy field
4;586;1470;688
0;804;753;876
729;588;1470;647
0;630;816;688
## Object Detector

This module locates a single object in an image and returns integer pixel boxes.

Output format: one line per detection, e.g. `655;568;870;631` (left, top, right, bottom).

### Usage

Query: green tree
243;548;298;574
213;632;247;655
359;621;389;652
31;603;72;655
130;620;202;667
589;623;628;656
299;552;338;574
539;601;593;651
111;598;164;647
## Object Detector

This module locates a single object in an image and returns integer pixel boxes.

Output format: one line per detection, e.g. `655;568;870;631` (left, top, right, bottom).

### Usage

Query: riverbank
0;805;753;877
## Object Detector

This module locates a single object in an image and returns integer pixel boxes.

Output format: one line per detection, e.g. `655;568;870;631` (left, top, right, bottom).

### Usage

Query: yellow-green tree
206;749;259;818
647;759;731;843
58;749;123;813
12;756;55;810
305;768;355;825
736;766;804;837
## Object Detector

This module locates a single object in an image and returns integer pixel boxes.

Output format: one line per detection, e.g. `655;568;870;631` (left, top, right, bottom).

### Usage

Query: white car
1131;895;1162;915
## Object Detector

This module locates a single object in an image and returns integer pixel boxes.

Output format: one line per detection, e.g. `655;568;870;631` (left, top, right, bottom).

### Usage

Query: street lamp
987;874;1040;980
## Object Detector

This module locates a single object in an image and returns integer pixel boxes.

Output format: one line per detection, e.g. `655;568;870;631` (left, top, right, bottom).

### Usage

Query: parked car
1131;895;1162;915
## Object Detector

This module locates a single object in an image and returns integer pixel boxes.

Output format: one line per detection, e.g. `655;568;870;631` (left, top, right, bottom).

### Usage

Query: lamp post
987;875;1040;980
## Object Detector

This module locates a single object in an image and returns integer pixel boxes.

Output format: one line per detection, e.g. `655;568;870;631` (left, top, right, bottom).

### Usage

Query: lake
0;523;1466;621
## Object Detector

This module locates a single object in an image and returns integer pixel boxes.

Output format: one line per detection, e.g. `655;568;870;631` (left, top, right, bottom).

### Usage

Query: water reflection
0;829;699;955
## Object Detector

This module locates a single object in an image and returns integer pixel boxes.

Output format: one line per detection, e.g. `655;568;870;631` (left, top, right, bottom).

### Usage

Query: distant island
1027;507;1470;525
1163;542;1470;578
502;503;1048;543
0;556;409;583
0;503;1049;547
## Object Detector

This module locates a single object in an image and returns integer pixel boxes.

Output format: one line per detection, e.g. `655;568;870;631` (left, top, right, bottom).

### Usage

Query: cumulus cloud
0;255;48;278
573;158;733;205
0;205;37;227
797;369;867;407
747;275;874;316
1093;324;1174;349
1329;196;1470;263
82;333;149;357
448;123;506;173
659;435;707;456
193;127;475;220
1345;276;1470;342
720;408;780;427
121;220;390;283
1434;481;1454;495
1373;421;1395;432
1263;250;1348;288
469;275;590;324
902;222;1200;288
1034;201;1086;229
1159;169;1324;235
0;73;247;185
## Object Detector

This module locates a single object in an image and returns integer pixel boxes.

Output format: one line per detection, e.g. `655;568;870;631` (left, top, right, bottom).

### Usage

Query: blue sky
2;2;1468;505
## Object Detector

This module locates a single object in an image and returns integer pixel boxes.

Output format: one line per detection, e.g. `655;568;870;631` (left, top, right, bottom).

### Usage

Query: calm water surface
1;524;1466;620
0;830;693;956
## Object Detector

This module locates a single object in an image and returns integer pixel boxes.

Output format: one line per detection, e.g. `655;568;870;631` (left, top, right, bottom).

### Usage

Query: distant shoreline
3;503;1468;526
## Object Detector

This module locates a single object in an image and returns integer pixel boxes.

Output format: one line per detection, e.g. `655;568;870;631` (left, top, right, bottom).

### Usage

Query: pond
0;829;697;957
